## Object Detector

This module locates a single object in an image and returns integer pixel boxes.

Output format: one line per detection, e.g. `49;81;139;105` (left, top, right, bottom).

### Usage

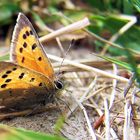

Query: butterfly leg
24;104;44;116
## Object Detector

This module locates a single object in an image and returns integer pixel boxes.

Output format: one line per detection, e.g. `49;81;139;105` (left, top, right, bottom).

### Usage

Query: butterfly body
0;13;63;113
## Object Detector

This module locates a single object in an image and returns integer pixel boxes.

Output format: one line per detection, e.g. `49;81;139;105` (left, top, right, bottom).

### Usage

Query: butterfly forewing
10;13;55;80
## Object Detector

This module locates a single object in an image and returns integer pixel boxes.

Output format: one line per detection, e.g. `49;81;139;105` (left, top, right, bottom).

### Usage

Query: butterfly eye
54;80;63;90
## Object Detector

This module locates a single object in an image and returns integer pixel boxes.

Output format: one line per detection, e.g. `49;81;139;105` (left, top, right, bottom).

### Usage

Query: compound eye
54;80;63;90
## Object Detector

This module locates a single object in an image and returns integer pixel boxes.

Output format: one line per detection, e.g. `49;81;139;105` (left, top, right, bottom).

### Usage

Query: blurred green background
0;0;140;56
0;0;140;139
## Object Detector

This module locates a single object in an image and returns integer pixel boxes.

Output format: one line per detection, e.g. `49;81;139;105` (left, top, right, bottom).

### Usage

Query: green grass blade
0;124;66;140
94;53;133;71
129;0;140;12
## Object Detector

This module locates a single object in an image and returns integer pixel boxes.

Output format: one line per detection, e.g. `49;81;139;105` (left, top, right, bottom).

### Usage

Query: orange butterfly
0;13;63;113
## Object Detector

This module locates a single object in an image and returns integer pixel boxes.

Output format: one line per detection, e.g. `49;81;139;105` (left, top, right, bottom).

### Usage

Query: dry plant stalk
104;99;110;140
123;101;132;140
48;54;128;82
39;17;90;42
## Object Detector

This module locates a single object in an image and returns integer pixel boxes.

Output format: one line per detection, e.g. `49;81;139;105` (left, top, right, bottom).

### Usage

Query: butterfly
0;13;63;114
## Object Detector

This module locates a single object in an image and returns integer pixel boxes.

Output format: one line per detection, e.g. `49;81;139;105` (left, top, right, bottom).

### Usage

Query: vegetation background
0;0;140;140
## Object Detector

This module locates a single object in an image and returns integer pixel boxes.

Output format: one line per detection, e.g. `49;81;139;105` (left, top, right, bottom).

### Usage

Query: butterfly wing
10;13;55;81
0;62;55;110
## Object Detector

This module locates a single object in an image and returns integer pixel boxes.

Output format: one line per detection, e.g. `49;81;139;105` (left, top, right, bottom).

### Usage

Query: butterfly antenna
57;39;75;77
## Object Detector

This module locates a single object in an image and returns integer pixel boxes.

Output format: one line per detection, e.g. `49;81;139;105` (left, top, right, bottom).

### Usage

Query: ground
1;42;140;140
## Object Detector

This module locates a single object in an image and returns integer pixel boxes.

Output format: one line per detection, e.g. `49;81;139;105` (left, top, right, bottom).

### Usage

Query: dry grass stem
66;92;97;139
78;101;97;140
66;77;97;118
53;58;112;69
109;64;117;109
131;87;137;104
80;76;97;102
89;98;103;116
124;73;135;97
48;54;128;82
104;99;110;140
39;17;90;42
85;85;112;101
71;72;83;86
110;128;119;140
118;15;137;34
123;100;132;140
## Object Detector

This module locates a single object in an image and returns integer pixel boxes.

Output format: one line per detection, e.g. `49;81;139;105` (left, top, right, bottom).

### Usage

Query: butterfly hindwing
0;61;55;110
10;13;55;80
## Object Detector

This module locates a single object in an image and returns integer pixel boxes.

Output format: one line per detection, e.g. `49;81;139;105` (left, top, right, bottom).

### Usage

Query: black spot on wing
23;42;27;48
38;57;42;61
1;84;7;88
30;78;35;82
21;57;25;63
18;73;25;79
2;74;8;78
19;47;23;53
26;31;30;36
6;70;12;74
5;79;12;83
13;67;17;71
30;30;33;35
23;34;26;39
39;83;43;86
32;43;37;50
